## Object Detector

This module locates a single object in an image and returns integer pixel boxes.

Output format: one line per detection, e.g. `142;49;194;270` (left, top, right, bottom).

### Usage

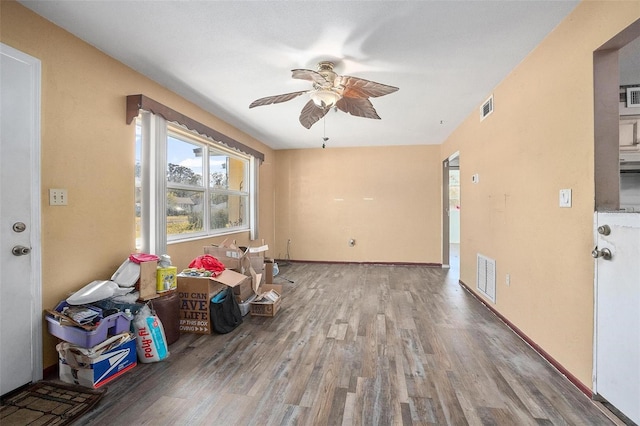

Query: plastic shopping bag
133;304;169;363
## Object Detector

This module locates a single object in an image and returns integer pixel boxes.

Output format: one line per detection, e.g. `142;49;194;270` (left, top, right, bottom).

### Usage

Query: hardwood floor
73;263;614;425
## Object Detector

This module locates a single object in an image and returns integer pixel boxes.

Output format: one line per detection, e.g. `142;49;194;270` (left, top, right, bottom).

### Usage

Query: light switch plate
49;188;68;206
559;189;572;208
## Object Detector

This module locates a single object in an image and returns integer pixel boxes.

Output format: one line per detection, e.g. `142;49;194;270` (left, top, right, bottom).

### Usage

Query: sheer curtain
139;112;167;255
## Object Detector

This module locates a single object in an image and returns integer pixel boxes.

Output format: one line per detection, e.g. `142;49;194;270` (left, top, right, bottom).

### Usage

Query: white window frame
136;112;256;255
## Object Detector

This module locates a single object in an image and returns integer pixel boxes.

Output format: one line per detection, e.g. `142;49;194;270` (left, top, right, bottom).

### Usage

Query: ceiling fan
249;61;399;129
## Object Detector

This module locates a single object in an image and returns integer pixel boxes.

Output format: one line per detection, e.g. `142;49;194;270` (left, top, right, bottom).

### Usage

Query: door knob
12;245;31;256
597;225;611;236
592;246;612;260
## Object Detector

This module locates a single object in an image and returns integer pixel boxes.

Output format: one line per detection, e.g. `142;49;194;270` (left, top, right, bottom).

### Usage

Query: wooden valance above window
126;94;264;162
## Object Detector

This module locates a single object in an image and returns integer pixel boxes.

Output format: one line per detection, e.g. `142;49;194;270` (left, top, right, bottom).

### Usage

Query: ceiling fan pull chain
322;116;329;149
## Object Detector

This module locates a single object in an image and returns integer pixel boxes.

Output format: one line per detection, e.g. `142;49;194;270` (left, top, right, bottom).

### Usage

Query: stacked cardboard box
46;301;137;388
248;264;282;317
177;269;250;334
203;239;268;303
178;240;283;333
203;239;245;271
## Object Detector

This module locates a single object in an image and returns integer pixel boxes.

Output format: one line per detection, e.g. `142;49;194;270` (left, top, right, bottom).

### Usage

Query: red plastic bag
129;253;159;264
188;254;225;276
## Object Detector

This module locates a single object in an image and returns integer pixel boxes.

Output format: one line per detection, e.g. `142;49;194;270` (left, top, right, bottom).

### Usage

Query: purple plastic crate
46;302;132;348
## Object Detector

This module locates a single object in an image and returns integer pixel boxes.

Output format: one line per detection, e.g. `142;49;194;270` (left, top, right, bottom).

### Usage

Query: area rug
0;381;104;426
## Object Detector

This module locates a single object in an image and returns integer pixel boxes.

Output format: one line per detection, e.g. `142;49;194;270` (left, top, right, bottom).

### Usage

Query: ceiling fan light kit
249;61;398;129
310;89;341;108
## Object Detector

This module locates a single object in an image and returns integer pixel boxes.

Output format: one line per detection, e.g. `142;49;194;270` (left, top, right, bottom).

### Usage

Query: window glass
208;148;249;232
210;193;249;230
209;154;248;191
167;136;203;187
227;156;248;192
167;189;204;235
167;134;205;238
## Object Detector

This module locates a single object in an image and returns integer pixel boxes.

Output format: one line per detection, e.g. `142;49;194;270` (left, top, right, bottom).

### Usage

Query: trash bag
210;289;243;334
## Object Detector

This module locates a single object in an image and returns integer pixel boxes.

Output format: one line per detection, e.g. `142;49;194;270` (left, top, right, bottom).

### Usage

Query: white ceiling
18;1;591;150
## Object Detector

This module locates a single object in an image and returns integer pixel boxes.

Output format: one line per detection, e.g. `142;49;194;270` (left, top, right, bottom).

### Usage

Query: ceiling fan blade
339;76;399;99
292;69;331;86
249;90;308;108
335;97;381;120
299;100;329;129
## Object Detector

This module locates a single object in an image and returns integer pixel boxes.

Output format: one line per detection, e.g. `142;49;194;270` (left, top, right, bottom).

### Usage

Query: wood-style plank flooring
72;262;615;425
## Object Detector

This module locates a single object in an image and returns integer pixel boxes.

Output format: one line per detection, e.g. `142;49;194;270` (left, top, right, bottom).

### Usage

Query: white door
594;211;640;424
0;44;42;395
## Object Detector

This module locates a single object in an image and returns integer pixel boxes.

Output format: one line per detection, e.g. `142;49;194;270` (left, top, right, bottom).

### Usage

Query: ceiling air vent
627;87;640;107
480;95;494;121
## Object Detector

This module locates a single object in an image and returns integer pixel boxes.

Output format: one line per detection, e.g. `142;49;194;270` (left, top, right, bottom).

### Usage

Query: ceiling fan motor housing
316;61;339;88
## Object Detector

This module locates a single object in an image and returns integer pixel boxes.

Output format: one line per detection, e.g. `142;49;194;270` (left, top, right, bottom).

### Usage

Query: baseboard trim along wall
458;279;592;399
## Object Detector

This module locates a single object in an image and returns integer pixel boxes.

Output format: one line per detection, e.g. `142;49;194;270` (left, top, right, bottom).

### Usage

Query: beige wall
5;0;639;389
441;3;640;388
274;146;442;263
1;1;276;367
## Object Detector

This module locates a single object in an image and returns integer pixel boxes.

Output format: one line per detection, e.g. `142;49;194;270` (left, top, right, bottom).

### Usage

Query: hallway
75;263;613;425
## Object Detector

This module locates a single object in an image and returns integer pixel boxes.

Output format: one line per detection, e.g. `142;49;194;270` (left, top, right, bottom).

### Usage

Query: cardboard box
177;269;249;334
249;287;282;317
243;244;268;273
203;239;245;270
138;260;159;301
264;259;274;284
233;276;254;303
249;267;282;317
58;337;137;389
157;266;177;292
204;240;268;275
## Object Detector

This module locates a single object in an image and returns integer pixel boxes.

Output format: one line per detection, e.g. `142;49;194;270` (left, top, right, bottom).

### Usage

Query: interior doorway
442;152;460;272
448;155;460;271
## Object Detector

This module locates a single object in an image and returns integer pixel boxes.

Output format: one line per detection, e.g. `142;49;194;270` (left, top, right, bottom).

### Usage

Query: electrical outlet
49;188;68;206
506;273;510;287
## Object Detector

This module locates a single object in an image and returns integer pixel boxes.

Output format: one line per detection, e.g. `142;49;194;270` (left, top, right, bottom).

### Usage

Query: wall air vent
627;87;640;107
477;254;496;303
480;95;494;121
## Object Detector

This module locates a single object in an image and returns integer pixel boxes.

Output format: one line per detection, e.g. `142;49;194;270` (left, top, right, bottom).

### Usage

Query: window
166;128;250;240
135;114;257;254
